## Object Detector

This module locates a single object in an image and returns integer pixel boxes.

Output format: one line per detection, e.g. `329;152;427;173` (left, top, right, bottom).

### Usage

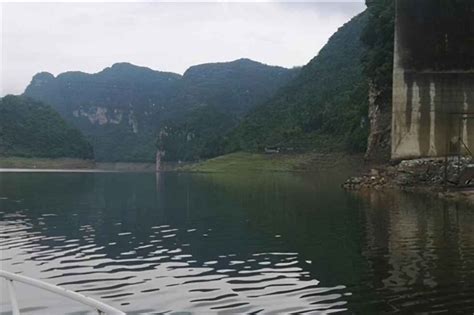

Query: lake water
1;170;474;314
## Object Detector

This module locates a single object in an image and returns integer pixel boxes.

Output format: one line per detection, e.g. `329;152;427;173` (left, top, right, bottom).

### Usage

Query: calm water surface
1;170;474;314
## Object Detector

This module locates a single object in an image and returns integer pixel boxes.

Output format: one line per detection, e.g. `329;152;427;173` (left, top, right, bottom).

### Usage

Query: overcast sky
0;1;365;96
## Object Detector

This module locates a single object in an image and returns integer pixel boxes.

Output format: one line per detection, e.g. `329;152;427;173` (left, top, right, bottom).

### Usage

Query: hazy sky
1;1;365;96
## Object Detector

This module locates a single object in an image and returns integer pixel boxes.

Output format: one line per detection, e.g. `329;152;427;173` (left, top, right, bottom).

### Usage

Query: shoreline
0;157;95;170
0;152;368;174
177;151;367;173
0;157;157;172
4;154;474;206
343;157;474;206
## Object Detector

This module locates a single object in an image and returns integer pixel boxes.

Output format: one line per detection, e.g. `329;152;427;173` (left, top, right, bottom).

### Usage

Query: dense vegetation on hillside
24;60;297;162
361;0;395;160
157;59;299;161
184;3;396;160
361;0;394;92
229;13;369;153
179;59;299;115
157;105;236;161
0;95;93;159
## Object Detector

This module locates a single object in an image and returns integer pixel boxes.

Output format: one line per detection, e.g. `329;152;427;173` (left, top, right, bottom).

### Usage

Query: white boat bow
0;270;125;314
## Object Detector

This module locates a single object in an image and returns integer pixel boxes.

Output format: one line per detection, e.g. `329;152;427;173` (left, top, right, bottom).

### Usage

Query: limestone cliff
365;81;392;161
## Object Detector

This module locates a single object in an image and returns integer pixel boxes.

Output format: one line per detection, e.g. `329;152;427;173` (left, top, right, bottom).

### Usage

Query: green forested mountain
230;13;370;153
25;63;181;114
0;95;93;159
179;59;299;114
157;59;299;161
24;63;182;162
24;60;297;162
361;0;394;93
157;105;237;161
166;6;397;160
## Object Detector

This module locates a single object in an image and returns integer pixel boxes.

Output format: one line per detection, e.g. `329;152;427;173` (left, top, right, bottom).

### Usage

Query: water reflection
353;189;474;313
0;172;474;313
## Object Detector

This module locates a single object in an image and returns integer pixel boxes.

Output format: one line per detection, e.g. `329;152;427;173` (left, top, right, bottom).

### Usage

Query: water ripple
5;172;473;313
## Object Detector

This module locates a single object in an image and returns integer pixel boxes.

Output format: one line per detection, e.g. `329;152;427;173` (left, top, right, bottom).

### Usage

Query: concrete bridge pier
391;0;474;160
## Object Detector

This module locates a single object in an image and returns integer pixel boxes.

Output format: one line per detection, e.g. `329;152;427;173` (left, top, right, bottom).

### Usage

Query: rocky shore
343;157;474;204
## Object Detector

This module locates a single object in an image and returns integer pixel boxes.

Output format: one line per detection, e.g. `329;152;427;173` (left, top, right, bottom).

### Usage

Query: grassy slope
179;152;365;173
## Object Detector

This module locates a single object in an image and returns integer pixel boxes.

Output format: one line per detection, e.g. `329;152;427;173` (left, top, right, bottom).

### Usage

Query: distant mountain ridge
25;62;181;115
180;58;299;114
24;59;298;162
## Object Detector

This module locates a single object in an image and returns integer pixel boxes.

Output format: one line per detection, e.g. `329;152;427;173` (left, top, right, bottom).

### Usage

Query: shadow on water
1;170;474;313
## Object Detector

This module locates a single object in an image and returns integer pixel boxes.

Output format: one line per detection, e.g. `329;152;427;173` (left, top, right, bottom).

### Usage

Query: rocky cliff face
360;0;395;162
365;81;392;161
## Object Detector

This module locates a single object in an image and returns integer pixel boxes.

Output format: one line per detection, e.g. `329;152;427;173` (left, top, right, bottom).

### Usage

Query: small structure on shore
391;0;474;160
264;146;280;154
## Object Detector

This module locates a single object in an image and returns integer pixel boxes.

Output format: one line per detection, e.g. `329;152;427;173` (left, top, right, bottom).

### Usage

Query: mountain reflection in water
1;171;474;314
